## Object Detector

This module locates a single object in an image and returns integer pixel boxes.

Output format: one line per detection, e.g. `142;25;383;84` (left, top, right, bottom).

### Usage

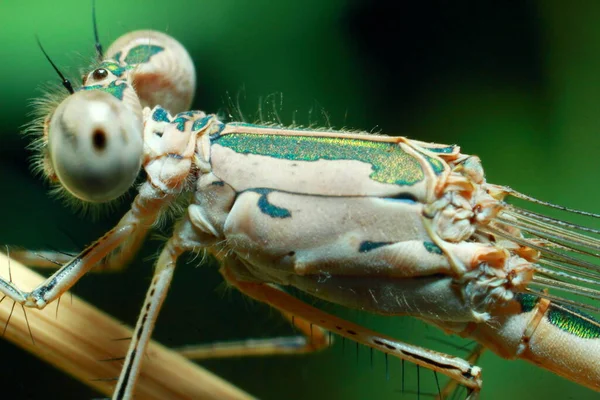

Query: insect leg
3;249;74;269
220;256;483;397
0;253;254;400
112;236;183;399
436;344;485;400
113;215;205;399
6;222;150;273
0;193;164;309
174;309;330;359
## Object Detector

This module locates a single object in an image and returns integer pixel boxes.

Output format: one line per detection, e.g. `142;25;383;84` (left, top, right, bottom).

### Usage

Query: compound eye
83;68;110;85
47;90;143;202
92;68;108;80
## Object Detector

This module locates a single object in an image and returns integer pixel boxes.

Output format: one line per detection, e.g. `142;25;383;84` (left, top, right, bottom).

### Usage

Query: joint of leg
25;291;47;309
518;297;550;356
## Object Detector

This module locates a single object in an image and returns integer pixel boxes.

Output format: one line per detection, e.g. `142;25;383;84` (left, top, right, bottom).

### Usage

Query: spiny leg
0;190;166;310
220;256;483;398
0;252;256;400
436;344;485;400
174;309;330;360
5;221;150;273
113;237;182;399
113;216;200;399
3;250;74;269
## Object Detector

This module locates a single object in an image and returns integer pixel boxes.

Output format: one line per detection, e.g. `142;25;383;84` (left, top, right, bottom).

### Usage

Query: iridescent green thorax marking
547;304;600;339
248;188;291;218
423;241;443;255
515;294;600;339
123;45;165;65
213;133;425;186
80;80;128;101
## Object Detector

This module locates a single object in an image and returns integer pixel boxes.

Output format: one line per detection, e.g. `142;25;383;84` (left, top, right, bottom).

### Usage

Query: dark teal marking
423;241;443;255
152;107;170;123
248;188;291;218
417;150;445;175
173;116;187;132
213;133;424;186
123;45;165;65
80;80;128;101
112;51;122;63
171;111;207;131
211;181;225;186
209;121;226;138
515;293;538;312
192;116;213;131
359;241;392;253
385;193;418;204
419;144;456;154
515;294;600;339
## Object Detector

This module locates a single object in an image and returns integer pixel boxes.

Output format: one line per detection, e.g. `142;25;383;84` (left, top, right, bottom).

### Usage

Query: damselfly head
46;89;143;203
30;28;195;209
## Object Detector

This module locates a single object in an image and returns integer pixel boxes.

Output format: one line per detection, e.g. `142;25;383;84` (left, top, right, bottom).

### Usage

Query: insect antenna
92;0;103;60
36;36;74;94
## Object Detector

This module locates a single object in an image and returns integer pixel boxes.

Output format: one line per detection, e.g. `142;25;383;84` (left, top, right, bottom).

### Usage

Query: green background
0;1;599;399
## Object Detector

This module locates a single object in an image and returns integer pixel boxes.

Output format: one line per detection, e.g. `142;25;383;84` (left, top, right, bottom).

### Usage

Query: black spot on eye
92;129;107;150
287;251;295;257
92;68;108;80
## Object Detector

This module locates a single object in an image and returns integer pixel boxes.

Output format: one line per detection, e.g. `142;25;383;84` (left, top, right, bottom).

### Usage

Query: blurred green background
0;1;599;399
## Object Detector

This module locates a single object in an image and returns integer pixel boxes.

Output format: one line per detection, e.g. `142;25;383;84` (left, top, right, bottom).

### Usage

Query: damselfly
1;0;592;400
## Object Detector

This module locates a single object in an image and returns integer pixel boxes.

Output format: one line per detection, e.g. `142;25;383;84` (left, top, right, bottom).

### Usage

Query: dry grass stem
0;253;255;400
